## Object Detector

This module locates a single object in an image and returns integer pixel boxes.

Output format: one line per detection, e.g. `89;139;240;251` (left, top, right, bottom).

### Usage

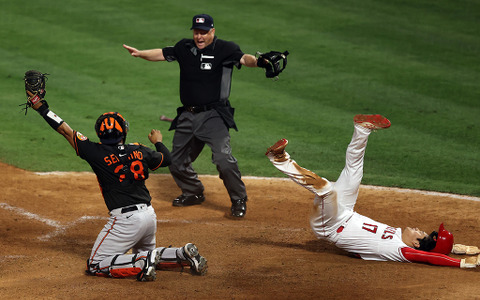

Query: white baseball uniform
268;124;461;267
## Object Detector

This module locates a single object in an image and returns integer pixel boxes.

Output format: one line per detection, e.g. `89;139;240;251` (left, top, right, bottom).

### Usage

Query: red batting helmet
95;112;129;145
431;223;454;255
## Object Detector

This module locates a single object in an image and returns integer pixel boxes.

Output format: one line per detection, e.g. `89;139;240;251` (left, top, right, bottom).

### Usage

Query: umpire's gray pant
168;109;247;201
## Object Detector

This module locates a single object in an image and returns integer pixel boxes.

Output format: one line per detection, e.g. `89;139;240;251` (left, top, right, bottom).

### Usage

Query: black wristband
36;104;64;131
36;103;49;116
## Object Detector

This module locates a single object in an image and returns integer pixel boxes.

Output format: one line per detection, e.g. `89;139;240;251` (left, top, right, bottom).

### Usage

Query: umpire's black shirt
163;36;244;111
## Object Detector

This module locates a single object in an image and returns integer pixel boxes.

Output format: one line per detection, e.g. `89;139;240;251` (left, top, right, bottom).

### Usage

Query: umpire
124;14;269;218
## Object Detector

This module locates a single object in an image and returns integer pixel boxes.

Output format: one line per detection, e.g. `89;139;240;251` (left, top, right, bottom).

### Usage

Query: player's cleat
136;249;161;282
353;114;391;130
265;138;288;156
172;193;205;207
183;243;208;276
231;197;247;218
265;139;289;162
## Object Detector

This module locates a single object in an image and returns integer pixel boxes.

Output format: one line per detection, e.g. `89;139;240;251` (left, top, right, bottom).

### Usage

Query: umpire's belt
184;102;224;113
110;203;151;216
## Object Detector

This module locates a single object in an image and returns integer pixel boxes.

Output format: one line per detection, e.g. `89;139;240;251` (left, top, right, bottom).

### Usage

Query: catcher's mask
431;223;454;255
95;112;129;145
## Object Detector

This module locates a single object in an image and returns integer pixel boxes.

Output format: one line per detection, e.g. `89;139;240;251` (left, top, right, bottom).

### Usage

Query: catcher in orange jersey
23;70;207;281
266;114;480;269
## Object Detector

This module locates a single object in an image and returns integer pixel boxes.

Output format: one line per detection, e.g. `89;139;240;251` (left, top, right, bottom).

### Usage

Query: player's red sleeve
401;247;460;267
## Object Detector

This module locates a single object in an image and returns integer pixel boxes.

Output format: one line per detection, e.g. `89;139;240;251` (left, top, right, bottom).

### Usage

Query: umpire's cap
95;112;129;145
191;14;214;31
431;223;454;255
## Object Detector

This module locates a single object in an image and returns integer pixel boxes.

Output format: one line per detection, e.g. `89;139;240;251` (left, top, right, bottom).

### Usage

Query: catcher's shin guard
136;250;161;282
88;251;160;281
153;245;207;275
154;247;189;270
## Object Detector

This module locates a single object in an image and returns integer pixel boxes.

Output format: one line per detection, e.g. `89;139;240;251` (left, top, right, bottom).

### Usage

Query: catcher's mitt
20;70;49;114
256;50;289;79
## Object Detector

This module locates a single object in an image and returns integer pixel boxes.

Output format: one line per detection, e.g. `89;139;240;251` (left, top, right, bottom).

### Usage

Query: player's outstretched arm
55;122;75;149
31;100;75;149
401;247;480;269
123;44;166;61
23;70;76;149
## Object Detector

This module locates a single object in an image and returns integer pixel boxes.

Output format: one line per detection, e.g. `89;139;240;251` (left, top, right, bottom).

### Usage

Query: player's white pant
268;124;371;241
86;204;190;277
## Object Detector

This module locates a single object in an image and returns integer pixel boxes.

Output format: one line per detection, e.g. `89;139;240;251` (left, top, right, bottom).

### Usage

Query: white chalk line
0;255;26;263
0;202;301;243
0;203;106;241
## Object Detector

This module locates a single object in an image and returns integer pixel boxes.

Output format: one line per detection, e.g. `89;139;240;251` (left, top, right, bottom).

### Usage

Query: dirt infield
1;161;480;299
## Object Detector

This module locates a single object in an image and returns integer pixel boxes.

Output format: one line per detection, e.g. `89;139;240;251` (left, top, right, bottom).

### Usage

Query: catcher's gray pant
169;109;247;201
89;204;157;266
87;204;188;277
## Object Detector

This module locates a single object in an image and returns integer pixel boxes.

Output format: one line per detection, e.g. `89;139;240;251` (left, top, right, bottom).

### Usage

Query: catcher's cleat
353;114;391;130
183;243;208;276
172;193;205;207
136;249;161;282
231;197;247;218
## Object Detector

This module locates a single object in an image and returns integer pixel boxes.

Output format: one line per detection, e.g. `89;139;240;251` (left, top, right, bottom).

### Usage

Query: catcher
123;13;288;218
265;114;480;269
22;70;208;281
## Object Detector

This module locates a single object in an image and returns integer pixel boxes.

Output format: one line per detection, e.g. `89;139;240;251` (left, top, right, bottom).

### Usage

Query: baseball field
1;0;480;298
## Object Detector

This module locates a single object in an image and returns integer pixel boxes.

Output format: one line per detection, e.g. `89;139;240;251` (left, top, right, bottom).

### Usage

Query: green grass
0;0;479;196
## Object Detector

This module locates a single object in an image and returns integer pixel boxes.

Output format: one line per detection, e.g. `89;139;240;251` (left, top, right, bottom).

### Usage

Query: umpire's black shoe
172;193;205;207
231;197;247;218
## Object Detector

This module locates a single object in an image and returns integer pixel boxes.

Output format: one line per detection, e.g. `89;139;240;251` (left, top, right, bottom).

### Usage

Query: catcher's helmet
431;223;454;255
95;112;129;145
